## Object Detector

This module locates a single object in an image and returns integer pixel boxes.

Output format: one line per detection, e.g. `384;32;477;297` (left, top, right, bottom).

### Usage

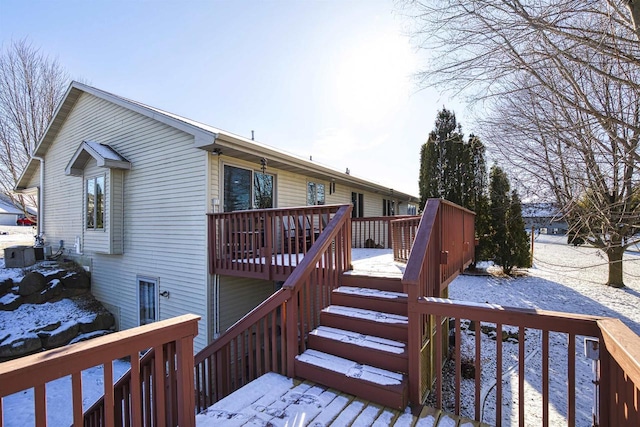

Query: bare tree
0;39;69;218
400;0;640;286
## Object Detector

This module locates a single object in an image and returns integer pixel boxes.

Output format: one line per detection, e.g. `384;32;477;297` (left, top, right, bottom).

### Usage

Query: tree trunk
606;246;625;288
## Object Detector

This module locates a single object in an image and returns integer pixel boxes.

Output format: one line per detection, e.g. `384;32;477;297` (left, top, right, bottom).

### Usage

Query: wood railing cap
0;314;201;396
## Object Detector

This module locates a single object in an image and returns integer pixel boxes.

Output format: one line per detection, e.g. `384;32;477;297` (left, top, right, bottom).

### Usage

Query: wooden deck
196;372;490;427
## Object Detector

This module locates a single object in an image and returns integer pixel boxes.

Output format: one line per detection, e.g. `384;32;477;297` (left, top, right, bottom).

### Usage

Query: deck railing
0;314;200;427
208;205;340;281
402;198;476;405
352;215;418;249
390;216;421;262
195;204;353;412
417;297;640;427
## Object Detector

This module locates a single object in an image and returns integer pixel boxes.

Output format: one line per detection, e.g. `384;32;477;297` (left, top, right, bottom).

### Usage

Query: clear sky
0;0;468;196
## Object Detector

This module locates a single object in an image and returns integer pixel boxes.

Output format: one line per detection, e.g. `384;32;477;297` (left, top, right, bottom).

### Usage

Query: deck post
177;335;196;427
285;298;298;378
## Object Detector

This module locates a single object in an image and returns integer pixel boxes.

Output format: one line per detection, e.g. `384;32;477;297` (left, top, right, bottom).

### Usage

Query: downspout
32;156;44;237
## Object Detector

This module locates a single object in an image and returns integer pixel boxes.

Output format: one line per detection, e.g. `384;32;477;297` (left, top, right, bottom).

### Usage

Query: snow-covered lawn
446;233;640;426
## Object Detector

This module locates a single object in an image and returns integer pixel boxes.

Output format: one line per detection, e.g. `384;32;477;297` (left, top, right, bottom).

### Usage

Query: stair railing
390;215;421;262
402;198;476;405
194;204;353;412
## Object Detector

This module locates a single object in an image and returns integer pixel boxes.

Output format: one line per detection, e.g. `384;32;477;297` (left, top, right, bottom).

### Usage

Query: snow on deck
323;305;408;325
335;286;407;299
234;248;403;276
296;349;404;386
350;249;405;278
197;372;489;427
311;326;406;354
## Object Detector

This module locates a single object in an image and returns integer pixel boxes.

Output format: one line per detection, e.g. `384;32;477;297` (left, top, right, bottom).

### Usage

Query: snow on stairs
295;281;410;410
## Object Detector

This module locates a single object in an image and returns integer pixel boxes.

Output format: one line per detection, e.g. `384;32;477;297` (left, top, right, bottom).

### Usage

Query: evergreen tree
489;166;511;271
418;108;465;208
419;110;493;264
488;166;531;275
508;190;531;269
419;140;439;211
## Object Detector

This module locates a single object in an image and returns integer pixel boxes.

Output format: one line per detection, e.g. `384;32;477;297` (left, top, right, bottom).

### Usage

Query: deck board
196;372;491;427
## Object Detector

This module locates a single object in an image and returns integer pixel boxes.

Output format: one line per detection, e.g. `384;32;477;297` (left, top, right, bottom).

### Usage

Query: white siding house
16;82;418;351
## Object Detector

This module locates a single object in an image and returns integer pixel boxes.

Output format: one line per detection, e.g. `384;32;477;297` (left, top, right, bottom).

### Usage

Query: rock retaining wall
0;261;115;361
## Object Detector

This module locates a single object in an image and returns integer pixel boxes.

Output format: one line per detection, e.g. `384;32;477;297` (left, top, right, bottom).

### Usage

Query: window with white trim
383;198;395;216
351;192;364;218
86;175;105;229
138;277;158;326
307;182;325;205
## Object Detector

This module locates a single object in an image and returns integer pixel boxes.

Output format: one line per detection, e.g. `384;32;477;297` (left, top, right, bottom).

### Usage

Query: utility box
4;246;36;268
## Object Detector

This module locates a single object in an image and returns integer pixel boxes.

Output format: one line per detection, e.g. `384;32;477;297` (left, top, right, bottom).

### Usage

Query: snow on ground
0;226;36;254
2;234;639;426
0;256;130;427
446;233;640;426
1;360;130;427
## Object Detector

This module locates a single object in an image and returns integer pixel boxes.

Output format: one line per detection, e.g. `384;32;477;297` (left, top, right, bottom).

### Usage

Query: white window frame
307;181;325;206
86;174;106;230
137;276;159;326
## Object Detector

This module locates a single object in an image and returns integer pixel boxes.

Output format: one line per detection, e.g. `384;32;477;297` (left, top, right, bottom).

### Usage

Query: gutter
32;156;44;237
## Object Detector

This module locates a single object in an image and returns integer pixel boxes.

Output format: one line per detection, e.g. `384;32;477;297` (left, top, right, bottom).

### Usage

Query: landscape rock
61;270;90;290
38;322;80;349
78;312;115;333
31;321;61;334
18;272;47;296
25;279;64;304
0;261;113;361
0;333;42;359
0;279;13;296
0;293;22;311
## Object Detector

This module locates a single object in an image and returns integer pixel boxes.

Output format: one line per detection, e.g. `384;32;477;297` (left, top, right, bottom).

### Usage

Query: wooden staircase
294;273;410;410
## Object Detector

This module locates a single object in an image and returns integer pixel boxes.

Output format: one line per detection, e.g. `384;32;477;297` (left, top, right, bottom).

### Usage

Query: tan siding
218;275;275;332
276;170;307;207
41;93;209;351
109;169;124;253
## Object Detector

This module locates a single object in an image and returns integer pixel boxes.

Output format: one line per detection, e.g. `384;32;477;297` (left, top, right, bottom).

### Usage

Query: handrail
194;204;352;411
413;297;640;426
402;198;476;405
391;215;421;262
0;314;200;427
597;317;640;426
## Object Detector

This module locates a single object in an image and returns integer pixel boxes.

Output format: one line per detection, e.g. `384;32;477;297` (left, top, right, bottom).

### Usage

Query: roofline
204;132;416;201
16;82;418;201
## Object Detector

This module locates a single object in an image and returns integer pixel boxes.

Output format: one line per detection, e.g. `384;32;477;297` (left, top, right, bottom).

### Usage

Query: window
86;175;105;229
407;204;417;215
351;192;364;218
138;277;158;326
254;172;274;209
383;199;395;216
307;182;325;205
224;165;274;212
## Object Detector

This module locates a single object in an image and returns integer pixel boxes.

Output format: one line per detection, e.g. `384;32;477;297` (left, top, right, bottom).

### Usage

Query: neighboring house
15;81;418;351
521;202;568;234
0;195;36;226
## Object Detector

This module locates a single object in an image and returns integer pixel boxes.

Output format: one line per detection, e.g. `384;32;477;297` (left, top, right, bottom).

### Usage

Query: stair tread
311;326;406;354
334;286;408;299
296;349;405;386
323;305;408;325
